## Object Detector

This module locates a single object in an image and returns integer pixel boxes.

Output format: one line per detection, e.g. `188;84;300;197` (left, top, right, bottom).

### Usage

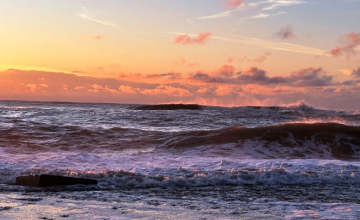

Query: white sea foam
2;148;360;187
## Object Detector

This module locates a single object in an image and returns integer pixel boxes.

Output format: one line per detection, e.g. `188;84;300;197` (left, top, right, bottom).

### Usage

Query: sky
0;0;360;110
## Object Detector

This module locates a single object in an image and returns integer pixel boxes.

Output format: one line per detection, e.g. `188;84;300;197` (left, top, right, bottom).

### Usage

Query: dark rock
0;206;12;211
16;198;43;202
16;175;97;187
134;104;202;110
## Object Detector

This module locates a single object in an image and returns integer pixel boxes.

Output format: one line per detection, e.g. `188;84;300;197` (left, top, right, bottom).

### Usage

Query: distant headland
134;104;202;110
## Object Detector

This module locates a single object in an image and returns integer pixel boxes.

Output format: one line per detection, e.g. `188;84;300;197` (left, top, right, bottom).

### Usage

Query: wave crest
163;123;360;159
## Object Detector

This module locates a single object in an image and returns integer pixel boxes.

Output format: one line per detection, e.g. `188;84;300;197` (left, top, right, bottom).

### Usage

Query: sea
0;100;360;219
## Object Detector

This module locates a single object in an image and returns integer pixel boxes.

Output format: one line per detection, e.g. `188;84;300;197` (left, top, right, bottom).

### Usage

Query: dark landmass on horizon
134;104;202;110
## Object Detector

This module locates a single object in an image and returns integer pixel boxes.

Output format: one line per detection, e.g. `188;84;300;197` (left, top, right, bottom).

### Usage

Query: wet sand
1;184;360;219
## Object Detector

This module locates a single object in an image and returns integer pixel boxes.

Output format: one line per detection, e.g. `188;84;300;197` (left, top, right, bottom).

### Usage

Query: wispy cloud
262;0;305;11
199;0;306;20
239;11;287;21
168;32;326;56
199;10;234;19
186;19;195;25
79;7;122;30
213;35;326;56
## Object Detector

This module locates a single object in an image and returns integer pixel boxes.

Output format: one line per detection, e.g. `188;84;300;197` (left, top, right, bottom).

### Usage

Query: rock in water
16;175;97;187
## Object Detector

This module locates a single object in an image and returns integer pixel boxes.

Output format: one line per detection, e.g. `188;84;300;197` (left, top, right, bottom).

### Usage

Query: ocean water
0;100;360;219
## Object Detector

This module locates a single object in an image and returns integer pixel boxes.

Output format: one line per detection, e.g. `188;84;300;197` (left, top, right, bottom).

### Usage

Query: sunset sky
1;0;360;110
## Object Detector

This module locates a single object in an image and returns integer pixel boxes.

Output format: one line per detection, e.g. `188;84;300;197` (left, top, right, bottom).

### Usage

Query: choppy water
1;100;360;219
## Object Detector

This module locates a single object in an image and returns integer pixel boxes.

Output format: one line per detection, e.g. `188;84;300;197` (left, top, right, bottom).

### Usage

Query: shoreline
1;184;360;219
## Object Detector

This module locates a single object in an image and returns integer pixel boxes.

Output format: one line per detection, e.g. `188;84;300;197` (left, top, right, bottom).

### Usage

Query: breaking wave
3;160;360;188
163;123;360;159
1;123;360;159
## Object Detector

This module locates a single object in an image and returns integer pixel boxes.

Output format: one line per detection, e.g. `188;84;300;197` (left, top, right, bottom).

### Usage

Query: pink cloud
196;87;211;95
226;52;272;64
26;84;37;91
225;56;237;64
273;25;296;40
118;85;138;94
118;72;182;83
328;33;360;58
3;68;360;110
214;86;241;96
249;51;272;63
175;57;198;67
140;85;192;96
74;86;86;90
82;34;106;40
251;55;268;63
264;51;272;56
217;65;235;77
329;47;343;57
174;32;212;45
91;35;105;40
226;0;245;8
24;83;48;91
88;84;118;93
